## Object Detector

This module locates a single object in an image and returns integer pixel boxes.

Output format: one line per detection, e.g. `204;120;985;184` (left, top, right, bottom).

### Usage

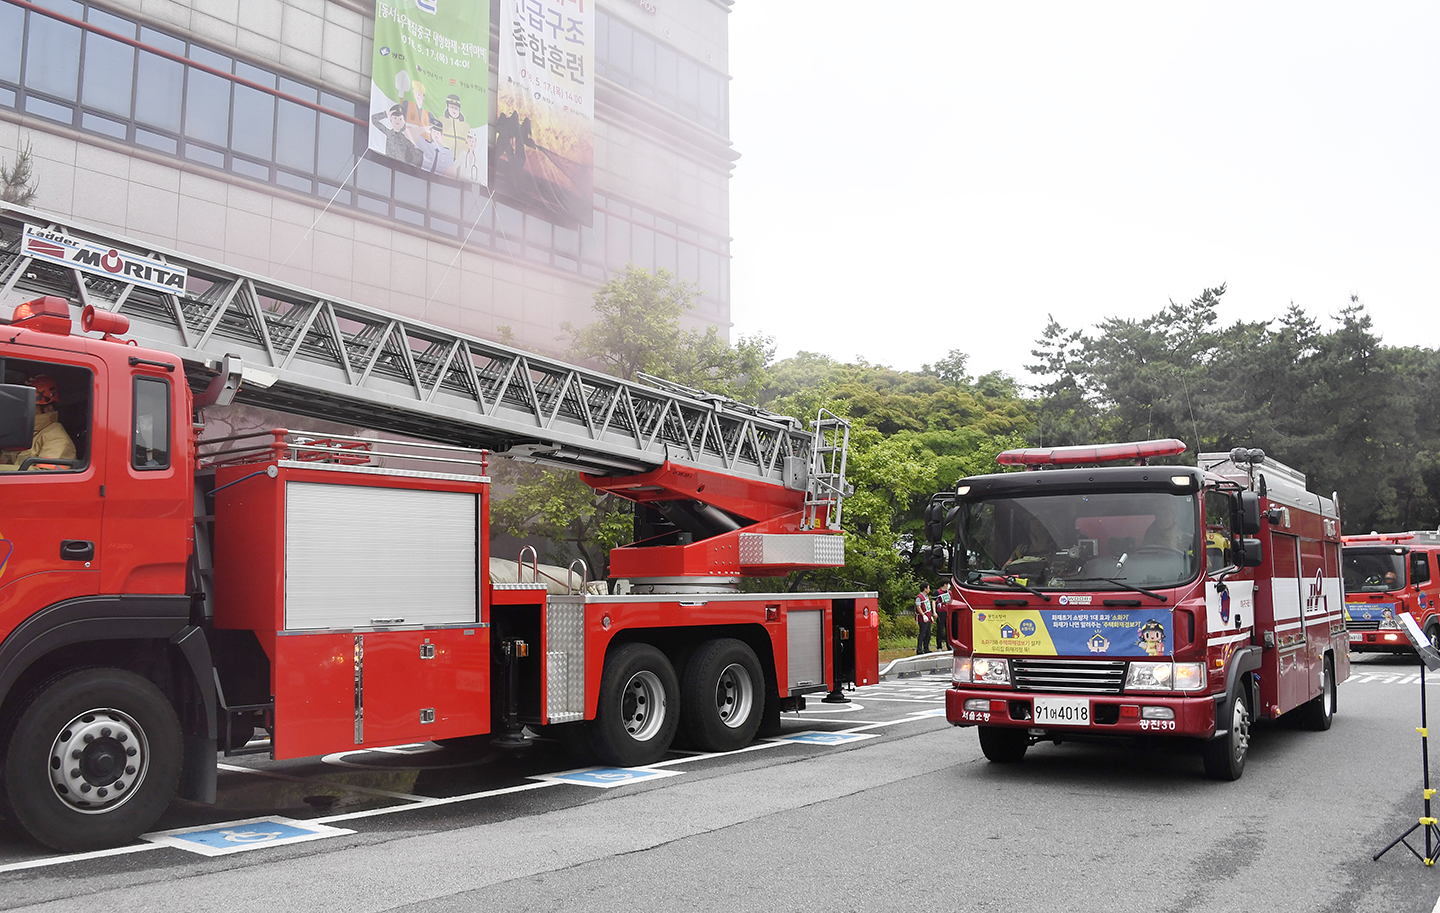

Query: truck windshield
957;490;1201;591
1342;549;1406;593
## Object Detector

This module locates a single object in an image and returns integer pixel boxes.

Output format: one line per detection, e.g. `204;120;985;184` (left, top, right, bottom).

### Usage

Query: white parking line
0;842;162;873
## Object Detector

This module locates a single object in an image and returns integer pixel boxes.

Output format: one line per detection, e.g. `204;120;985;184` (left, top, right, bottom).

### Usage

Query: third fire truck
1342;531;1440;652
0;204;878;851
922;439;1347;779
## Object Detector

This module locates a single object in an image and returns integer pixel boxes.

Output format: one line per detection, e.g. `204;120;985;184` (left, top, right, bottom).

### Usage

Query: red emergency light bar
996;438;1187;468
7;295;72;335
1342;533;1415;544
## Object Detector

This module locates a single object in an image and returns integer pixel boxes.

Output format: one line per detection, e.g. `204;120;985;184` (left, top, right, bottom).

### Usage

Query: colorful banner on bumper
973;608;1173;657
495;0;595;225
1345;602;1399;626
369;0;491;184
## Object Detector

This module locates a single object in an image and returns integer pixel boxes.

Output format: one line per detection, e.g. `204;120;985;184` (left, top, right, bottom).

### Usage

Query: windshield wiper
971;572;1052;602
1065;577;1167;602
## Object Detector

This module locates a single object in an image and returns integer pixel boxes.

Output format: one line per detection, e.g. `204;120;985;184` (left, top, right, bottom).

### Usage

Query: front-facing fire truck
1341;532;1440;653
0;204;878;851
922;439;1347;780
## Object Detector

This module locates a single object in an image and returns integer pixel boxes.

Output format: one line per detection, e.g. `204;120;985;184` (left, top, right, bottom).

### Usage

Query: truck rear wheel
4;669;182;851
681;639;764;752
588;643;679;767
1299;654;1336;731
1202;688;1251;781
977;726;1029;762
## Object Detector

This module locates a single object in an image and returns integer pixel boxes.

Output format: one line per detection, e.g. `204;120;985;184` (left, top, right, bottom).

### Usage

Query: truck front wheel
589;643;680;767
681;639;764;752
1202;689;1251;781
977;726;1029;762
1299;654;1336;731
4;669;182;851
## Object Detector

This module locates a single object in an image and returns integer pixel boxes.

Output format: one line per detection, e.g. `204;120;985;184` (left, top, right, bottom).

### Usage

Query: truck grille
1011;659;1127;695
1346;619;1381;631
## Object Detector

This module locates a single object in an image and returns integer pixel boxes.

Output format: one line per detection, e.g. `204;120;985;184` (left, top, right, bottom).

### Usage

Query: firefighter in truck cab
0;375;76;471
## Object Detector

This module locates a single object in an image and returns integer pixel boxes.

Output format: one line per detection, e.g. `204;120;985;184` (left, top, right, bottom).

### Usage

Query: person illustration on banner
458;128;484;183
440;94;470;163
513;116;534;176
402;80;432;144
371;104;422;167
418;116;454;176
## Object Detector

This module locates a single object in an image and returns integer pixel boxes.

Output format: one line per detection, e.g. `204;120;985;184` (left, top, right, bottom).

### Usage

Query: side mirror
923;500;949;543
925;544;950;574
1239;537;1264;568
0;384;37;450
1239;491;1262;535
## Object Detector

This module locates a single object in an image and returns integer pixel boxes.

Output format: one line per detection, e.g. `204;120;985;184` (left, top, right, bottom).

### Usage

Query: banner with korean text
369;0;490;184
495;0;594;225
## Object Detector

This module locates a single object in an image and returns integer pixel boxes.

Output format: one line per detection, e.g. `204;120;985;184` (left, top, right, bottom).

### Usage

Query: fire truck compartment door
787;608;824;691
283;482;479;630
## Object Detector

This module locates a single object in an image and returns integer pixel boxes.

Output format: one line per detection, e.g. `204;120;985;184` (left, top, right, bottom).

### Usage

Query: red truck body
927;441;1347;778
1342;532;1440;653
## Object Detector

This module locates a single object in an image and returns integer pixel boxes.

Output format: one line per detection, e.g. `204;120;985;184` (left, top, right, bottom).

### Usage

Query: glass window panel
595;12;608;67
719;257;729;301
356;158;392;195
275;170;312;193
24;12;81;101
317;113;357;182
86;7;135;37
235;61;274;87
605;215;629;268
279;77;317;103
609;19;632;75
631;224;654;270
135;128;177;154
23;94;73;124
183;143;225;168
317;184;352;206
393;169;426;207
655;233;676;275
632;34;654;94
677;57;698;107
699;249;718;297
555;256;578;273
655;217;676;235
230;157;269;180
495;202;523;240
678;241;698;283
276;99;316;172
132;377;171;470
656;46;677;97
430;217;458;236
463;190;494;228
231;84;275;161
357;194;389;215
141;27;184;55
524;214;552;248
554;224;579;257
135;51;183;132
321;91;357;117
524;247;550;266
82;33;135;117
394;206;425;228
698;68;719;117
430;181;461;218
188;45;230;72
0;5;25;84
580;219;603;263
81;112;126;139
184;66;230;146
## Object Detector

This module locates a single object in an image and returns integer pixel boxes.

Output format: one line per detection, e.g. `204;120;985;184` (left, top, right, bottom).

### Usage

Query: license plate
1349;632;1363;643
1033;696;1091;727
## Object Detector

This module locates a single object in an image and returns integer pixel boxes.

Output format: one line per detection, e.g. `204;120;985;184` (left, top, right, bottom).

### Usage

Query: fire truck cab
924;440;1348;780
1342;531;1440;652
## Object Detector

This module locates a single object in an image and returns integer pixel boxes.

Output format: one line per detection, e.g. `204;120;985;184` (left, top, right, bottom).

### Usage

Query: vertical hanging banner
495;0;595;225
369;0;491;185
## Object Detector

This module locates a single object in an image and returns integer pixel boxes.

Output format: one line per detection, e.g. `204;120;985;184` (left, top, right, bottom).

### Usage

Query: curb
879;651;953;681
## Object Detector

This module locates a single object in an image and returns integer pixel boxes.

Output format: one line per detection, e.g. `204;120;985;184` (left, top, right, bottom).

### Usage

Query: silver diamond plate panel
545;601;586;722
737;533;845;566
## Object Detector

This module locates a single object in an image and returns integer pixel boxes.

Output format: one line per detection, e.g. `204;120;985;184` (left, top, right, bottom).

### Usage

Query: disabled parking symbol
775;731;877;746
143;817;354;857
534;766;682;789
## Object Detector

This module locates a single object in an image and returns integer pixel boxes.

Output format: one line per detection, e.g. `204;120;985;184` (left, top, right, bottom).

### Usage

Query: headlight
952;655;972;685
1126;661;1206;692
972;657;1010;685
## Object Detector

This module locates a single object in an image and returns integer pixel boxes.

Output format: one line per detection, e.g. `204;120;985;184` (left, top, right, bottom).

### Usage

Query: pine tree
0;141;38;207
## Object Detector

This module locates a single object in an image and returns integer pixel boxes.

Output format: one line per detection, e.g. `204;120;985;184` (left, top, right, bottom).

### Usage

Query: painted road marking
774;731;878;746
142;817;354;857
533;766;682;789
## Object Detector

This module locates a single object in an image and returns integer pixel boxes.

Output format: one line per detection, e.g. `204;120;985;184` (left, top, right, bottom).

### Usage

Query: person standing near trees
934;583;951;651
915;584;935;654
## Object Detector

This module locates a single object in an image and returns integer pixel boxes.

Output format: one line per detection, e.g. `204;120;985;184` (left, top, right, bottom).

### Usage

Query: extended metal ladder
803;408;851;530
0;203;810;485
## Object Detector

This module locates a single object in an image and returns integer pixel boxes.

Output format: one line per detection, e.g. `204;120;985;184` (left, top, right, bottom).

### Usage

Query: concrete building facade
0;0;736;357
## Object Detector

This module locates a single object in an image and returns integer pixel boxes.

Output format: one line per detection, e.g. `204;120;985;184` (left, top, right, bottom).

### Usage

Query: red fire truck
0;205;878;851
922;439;1347;780
1342;531;1440;652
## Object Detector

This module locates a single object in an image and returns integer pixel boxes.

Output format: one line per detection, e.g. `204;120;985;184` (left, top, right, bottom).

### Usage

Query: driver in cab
0;375;77;471
1143;501;1191;552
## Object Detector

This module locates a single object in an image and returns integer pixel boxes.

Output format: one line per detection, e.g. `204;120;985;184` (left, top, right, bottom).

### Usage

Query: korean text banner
369;0;490;184
495;0;594;225
972;609;1173;658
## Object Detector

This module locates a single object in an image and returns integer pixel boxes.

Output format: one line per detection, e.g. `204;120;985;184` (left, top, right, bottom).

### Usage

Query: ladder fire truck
0;204;878;851
921;439;1346;780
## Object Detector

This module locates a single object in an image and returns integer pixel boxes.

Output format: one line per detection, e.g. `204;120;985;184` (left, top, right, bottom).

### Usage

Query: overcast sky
725;3;1440;384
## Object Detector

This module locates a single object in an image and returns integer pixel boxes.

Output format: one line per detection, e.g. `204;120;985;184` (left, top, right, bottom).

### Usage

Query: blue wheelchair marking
540;766;679;788
778;731;875;745
145;816;352;856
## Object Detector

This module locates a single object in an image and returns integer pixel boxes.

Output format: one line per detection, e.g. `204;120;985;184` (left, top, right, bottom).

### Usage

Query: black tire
1299;654;1337;731
1202;688;1251;781
977;726;1029;763
4;668;182;851
681;639;765;752
588;643;680;767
